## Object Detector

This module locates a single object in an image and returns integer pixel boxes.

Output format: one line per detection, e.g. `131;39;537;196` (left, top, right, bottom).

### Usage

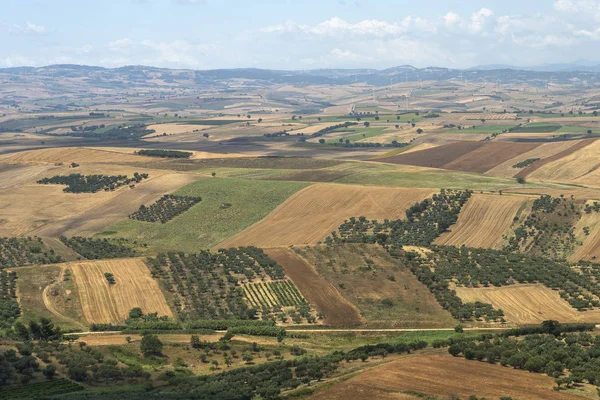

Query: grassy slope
96;177;308;252
294;244;457;329
15;266;86;331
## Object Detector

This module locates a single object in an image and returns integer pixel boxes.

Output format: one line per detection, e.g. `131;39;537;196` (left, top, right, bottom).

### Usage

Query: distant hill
2;63;600;88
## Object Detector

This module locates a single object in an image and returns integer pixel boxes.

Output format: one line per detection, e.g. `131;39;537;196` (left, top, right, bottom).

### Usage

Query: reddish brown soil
265;248;362;327
376;141;485;168
443;142;541;173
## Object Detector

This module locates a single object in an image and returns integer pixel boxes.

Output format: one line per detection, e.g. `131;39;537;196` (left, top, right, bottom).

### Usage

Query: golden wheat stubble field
309;354;584;400
0;151;200;237
219;184;435;248
455;284;600;324
435;193;529;248
68;258;173;325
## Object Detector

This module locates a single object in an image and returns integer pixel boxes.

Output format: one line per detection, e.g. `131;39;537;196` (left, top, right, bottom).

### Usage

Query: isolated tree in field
364;121;370;127
356;117;361;122
318;139;325;144
588;130;593;135
203;133;209;138
247;115;251;119
317;117;322;121
257;118;262;123
395;124;399;129
374;115;380;120
211;172;216;177
129;307;143;319
411;123;416;127
140;334;163;356
416;128;423;134
480;119;486;124
517;177;526;184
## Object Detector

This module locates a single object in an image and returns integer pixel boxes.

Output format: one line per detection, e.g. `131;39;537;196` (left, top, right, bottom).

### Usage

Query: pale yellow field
455;284;600;324
485;141;578;178
457;113;517;120
218;184;436;248
400;142;439;154
0;161;199;237
69;258;172;324
571;202;600;261
0;164;55;189
0;147;145;164
435;194;528;248
528;139;599;184
146;123;212;136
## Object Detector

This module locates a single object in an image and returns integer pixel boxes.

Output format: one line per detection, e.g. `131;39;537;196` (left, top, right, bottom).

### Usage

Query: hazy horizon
3;0;600;70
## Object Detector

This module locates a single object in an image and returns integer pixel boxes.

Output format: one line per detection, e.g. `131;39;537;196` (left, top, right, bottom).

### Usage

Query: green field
327;127;390;143
441;124;517;134
97;178;308;252
511;122;562;133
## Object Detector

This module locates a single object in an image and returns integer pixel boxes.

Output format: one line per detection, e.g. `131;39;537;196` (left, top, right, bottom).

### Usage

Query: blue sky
1;0;600;70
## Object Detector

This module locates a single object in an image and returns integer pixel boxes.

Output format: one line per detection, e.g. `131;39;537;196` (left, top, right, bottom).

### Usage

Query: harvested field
459;113;517;120
69;258;172;325
146;123;211;136
0;164;53;189
310;354;583;400
218;184;435;248
265;248;362;327
400;142;439;154
442;142;541;174
527;139;599;183
435;194;529;248
455;284;600;324
1;147;145;164
485;141;579;178
29;172;199;237
376;141;485;168
571;206;600;261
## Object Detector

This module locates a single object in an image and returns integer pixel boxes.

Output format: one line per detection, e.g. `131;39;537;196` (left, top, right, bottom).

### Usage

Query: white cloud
25;22;46;34
105;38;214;68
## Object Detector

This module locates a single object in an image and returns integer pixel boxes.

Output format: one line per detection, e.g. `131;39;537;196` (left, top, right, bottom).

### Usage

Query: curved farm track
41;265;84;329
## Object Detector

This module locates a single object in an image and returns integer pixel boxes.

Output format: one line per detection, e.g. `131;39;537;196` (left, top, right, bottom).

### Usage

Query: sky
2;0;600;70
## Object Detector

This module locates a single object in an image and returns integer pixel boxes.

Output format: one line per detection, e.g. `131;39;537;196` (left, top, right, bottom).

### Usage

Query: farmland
6;62;600;399
266;247;362;327
294;244;456;328
455;284;600;324
310;354;584;400
435;193;529;249
98;178;308;252
219;184;435;248
68;258;172;324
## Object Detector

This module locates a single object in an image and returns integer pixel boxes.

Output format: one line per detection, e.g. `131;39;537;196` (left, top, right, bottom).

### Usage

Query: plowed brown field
265;248;362;327
435;194;529;248
218;184;435;248
69;258;172;324
377;141;485;168
443;142;540;174
310;354;583;400
455;284;600;324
